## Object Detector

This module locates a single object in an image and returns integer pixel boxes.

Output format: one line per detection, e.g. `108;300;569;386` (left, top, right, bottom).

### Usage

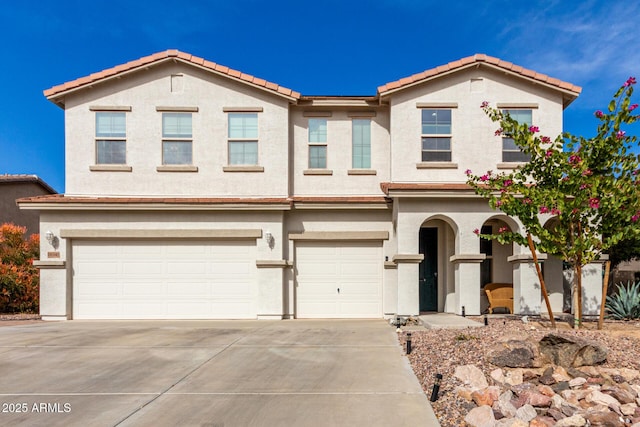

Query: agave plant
605;281;640;320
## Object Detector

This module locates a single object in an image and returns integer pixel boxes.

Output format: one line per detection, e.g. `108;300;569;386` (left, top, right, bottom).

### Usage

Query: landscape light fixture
430;373;443;402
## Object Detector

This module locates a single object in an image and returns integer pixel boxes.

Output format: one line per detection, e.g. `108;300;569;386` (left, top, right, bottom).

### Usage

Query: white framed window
162;113;192;165
421;109;452;162
95;112;126;164
308;118;327;168
228;113;258;165
352;119;371;169
501;109;532;163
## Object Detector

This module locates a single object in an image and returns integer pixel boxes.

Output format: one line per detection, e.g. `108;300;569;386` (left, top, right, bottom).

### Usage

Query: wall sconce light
44;230;59;250
264;231;275;249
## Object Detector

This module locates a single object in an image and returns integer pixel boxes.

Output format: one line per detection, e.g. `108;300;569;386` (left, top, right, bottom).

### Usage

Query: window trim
420;109;452;163
500;108;533;163
308;118;328;169
352;118;371;169
95;111;127;166
161;112;194;166
227;112;260;166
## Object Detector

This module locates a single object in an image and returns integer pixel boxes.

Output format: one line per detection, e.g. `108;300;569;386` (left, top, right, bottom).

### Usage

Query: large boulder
489;338;541;368
538;334;608;367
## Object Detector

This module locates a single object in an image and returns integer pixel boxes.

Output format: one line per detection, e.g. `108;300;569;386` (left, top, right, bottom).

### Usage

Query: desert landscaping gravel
400;317;640;427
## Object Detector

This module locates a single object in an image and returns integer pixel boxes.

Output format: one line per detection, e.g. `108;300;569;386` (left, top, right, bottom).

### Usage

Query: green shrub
605;281;640;320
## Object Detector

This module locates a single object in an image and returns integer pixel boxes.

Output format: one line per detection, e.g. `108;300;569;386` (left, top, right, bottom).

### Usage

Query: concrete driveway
0;320;438;426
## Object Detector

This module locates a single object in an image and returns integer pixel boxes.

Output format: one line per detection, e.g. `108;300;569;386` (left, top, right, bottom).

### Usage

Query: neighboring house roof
44;49;301;106
0;174;57;194
377;54;582;107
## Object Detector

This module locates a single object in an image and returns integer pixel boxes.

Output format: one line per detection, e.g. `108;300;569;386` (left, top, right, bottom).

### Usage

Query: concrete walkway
0;320;439;426
419;313;484;329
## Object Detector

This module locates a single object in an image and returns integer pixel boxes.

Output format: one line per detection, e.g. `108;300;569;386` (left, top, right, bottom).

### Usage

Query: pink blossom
480;101;489;108
630;104;638;112
579;184;589;190
503;179;512;187
498;226;508;233
572;208;580;215
632;214;640;222
541;136;551;143
633;170;639;175
569;154;581;164
617;130;626;139
465;169;473;176
589;198;600;209
494;128;503;136
473;228;480;235
562;176;570;182
545;150;553;158
539;206;550;214
522;198;532;205
480;174;489;182
595;110;604;118
624;76;637;87
529;125;539;133
582;169;592;176
551;208;561;215
496;200;502;207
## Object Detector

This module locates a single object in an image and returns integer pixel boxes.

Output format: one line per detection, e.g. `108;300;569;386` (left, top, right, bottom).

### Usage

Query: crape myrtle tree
466;77;640;328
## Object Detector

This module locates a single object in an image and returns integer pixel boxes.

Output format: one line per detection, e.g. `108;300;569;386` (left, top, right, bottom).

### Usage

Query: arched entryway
478;217;515;313
419;217;456;312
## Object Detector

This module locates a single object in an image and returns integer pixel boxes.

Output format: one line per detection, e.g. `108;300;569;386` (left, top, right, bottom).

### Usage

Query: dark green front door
419;227;438;312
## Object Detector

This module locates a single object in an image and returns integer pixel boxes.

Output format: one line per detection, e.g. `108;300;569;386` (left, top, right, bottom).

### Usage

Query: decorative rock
586;390;621;411
555;414;587;426
584;410;625;427
494;390;518;418
495;418;528;427
569;377;587;388
547;407;565;421
504;369;523;386
491;368;505;384
622;403;638;416
580;366;601;377
515;404;537;423
552;381;570;393
527;392;552;407
553;366;571;382
472;386;500;407
489;340;537;368
602;386;637;404
464;405;495;427
537;384;555;397
530;416;556;427
539;334;608;367
455;364;489;389
455;386;474;401
551;394;566;409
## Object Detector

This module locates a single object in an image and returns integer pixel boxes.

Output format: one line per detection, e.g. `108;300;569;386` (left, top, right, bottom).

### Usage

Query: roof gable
44;50;301;107
377;54;581;107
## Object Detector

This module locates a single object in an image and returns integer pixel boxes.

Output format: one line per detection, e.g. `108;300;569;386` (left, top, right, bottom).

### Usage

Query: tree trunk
575;263;583;328
526;233;556;328
598;260;611;330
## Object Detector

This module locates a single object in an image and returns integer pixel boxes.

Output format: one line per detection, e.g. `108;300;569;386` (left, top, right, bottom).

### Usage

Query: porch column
581;256;607;316
33;261;69;321
508;253;547;315
450;254;485;316
393;254;423;316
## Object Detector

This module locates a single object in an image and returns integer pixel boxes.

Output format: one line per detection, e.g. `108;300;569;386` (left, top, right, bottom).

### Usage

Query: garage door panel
73;240;257;319
296;242;382;318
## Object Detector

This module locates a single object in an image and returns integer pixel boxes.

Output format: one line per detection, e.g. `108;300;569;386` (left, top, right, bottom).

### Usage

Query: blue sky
1;0;638;193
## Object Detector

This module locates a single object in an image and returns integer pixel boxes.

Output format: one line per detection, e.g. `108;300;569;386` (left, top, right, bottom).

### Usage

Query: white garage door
72;240;257;319
295;241;382;318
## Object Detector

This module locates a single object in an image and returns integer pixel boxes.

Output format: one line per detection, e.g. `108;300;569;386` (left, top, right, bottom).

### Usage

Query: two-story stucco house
20;50;606;321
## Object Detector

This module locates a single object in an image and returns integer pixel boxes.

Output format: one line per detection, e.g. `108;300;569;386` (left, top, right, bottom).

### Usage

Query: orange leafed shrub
0;223;39;313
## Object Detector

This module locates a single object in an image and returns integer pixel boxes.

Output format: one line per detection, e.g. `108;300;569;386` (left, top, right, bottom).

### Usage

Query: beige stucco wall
290;108;390;196
1;182;53;235
63;62;291;197
386;67;565;183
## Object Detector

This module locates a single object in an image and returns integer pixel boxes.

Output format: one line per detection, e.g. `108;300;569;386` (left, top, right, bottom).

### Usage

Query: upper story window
352;119;371;169
228;113;258;165
501;109;532;163
308;118;327;168
421;109;451;162
95;112;126;164
162;113;192;165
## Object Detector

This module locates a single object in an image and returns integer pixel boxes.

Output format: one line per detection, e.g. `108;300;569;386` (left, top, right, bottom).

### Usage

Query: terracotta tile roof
291;196;389;204
380;182;474;194
44;49;301;102
17;194;291;205
0;174;57;194
377;54;582;96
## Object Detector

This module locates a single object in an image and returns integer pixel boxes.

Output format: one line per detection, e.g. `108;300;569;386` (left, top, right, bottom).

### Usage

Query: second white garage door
72;240;257;319
295;241;382;318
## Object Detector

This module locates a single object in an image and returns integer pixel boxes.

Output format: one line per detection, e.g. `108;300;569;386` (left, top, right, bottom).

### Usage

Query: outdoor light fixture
45;230;54;245
430;373;443;402
484;314;488;326
264;231;275;249
462;306;466;317
406;332;412;355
